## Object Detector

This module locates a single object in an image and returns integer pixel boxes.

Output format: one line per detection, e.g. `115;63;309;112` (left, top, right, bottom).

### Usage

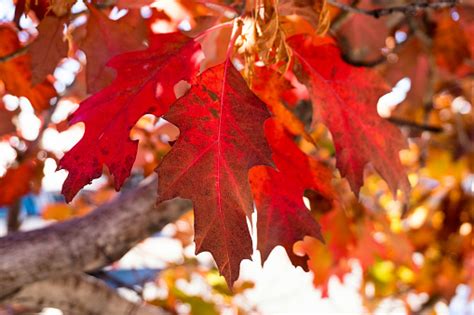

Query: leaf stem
226;19;242;61
387;117;443;133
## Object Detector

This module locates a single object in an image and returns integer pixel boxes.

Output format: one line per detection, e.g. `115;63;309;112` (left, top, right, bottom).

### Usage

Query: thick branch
0;175;192;298
4;273;165;315
328;0;458;18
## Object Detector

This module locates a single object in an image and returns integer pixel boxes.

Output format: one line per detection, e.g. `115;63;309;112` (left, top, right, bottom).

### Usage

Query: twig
0;46;29;63
327;0;458;18
341;52;387;67
387;117;443;133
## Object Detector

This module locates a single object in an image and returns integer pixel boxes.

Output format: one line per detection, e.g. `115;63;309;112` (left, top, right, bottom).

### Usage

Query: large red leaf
59;32;202;202
157;60;273;286
249;119;337;269
81;6;147;93
288;35;410;197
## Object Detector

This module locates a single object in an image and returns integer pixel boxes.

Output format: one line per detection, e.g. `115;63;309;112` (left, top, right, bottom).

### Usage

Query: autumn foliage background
0;0;473;314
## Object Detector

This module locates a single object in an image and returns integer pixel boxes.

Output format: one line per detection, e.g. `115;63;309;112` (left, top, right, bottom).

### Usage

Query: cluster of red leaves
53;14;407;288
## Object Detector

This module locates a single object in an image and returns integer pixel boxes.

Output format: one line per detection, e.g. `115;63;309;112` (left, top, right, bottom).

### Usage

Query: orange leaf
0;25;56;112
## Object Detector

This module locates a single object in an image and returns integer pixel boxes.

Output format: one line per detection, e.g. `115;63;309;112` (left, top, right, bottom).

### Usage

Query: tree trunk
6;201;21;233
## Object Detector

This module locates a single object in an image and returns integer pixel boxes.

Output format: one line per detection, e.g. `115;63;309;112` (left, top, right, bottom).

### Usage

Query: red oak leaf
81;6;147;93
288;35;410;197
157;60;273;286
0;25;56;112
249;119;337;269
30;15;68;85
59;32;202;202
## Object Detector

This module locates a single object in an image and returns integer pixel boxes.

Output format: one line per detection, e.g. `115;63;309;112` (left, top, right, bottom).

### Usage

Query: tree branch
3;273;166;315
327;0;458;18
0;175;192;299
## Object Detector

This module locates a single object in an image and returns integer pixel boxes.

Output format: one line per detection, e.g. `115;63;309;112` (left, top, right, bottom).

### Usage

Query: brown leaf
30;15;69;85
81;6;147;93
0;102;16;137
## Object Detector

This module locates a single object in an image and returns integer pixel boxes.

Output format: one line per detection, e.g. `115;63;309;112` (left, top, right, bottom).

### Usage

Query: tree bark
4;273;167;315
0;175;192;299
